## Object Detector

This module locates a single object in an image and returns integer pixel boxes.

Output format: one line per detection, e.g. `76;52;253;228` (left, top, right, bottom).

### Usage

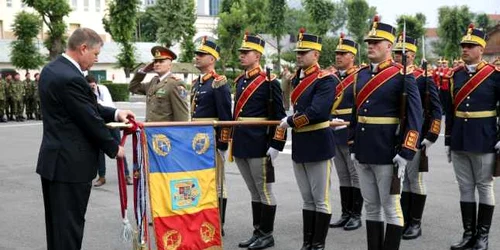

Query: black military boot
301;210;315;250
248;204;276;250
239;202;262;248
383;223;404;250
344;187;363;231
311;212;332;250
403;193;426;240
472;204;494;250
451;202;477;250
220;198;227;236
329;186;351;228
400;191;411;230
366;220;384;250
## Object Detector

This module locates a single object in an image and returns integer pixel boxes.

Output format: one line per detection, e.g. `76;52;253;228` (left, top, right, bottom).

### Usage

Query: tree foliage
435;6;473;60
154;0;197;47
284;8;311;38
268;0;287;71
216;1;250;73
346;0;376;64
475;13;494;33
178;0;197;63
135;7;158;42
23;0;71;60
10;11;45;72
318;36;338;68
102;0;139;79
303;0;338;36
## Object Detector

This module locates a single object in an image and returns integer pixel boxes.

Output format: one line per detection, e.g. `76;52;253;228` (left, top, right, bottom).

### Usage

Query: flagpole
107;120;349;128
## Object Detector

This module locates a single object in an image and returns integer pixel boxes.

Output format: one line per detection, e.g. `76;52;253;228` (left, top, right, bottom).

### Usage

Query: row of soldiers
127;16;499;250
0;72;41;122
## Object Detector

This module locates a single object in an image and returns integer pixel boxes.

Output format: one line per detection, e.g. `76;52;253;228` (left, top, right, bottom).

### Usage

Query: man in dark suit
36;28;134;250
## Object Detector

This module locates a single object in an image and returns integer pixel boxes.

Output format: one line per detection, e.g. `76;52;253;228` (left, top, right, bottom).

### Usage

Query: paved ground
0;100;499;250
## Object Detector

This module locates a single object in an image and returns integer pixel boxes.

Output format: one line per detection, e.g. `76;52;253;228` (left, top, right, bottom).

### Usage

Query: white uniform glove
266;147;280;162
217;149;227;162
279;117;290;129
445;146;451;163
495;141;500;153
392;154;408;179
421;139;434;150
331;118;347;131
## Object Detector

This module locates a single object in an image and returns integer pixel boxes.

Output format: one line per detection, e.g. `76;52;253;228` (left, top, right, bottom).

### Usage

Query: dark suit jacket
36;55;119;183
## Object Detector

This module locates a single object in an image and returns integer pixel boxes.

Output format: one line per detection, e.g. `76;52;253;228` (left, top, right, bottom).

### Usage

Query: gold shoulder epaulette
399;65;414;75
446;66;463;78
318;70;333;79
212;75;228;89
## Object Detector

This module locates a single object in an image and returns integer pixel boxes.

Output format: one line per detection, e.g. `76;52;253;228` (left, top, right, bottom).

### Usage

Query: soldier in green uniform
34;73;41;120
129;46;189;122
0;73;7;122
5;74;14;121
11;73;25;121
24;72;36;120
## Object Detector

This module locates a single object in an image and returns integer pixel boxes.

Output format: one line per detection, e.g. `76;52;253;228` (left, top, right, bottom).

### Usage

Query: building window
96;0;101;11
6;0;12;7
84;0;89;11
209;0;220;16
72;0;78;10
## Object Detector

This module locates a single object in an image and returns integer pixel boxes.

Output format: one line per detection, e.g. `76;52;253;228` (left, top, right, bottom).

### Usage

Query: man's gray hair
67;28;103;51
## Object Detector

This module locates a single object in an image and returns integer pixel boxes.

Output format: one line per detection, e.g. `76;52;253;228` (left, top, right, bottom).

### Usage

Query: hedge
102;83;130;101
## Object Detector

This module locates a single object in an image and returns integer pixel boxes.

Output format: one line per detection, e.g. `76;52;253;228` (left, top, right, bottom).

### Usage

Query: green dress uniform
128;46;189;122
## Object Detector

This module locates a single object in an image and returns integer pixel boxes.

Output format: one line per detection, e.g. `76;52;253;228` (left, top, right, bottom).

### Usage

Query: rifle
390;23;407;195
265;67;275;183
419;35;430;172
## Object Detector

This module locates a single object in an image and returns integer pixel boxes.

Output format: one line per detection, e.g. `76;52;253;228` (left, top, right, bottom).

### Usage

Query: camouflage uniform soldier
11;73;25;121
0;73;7;122
5;74;14;121
129;46;189;122
34;73;41;120
24;72;36;120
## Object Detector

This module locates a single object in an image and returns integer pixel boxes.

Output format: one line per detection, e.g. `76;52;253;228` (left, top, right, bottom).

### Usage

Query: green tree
154;0;197;47
284;8;311;37
303;0;337;36
268;0;287;71
475;13;494;32
396;13;426;63
346;0;376;63
23;0;71;60
435;6;473;60
179;0;197;63
10;11;45;73
318;36;338;68
330;1;348;33
246;0;269;33
102;0;140;79
216;1;250;74
135;7;158;42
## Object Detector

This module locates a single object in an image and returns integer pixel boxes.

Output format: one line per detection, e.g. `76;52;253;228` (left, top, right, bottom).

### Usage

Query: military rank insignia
404;130;419;151
430;119;441;135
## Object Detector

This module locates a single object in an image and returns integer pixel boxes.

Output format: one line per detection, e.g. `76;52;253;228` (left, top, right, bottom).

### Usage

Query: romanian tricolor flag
144;126;222;250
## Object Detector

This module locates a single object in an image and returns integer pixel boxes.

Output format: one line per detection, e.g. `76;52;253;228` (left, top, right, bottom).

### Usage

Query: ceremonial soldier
444;24;500;250
393;35;442;240
191;37;232;235
129;46;189;122
0;73;7;122
232;33;287;250
11;73;25;122
329;34;363;231
278;28;338;250
348;16;423;250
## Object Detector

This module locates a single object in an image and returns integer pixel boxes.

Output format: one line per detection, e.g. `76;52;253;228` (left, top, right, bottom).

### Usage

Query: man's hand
266;147;280;161
331;118;347;131
218;149;228;162
495;141;500;153
117;110;135;123
141;62;154;73
279;117;290;129
116;146;125;158
421;139;434;150
445;146;451;163
392;154;408;179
